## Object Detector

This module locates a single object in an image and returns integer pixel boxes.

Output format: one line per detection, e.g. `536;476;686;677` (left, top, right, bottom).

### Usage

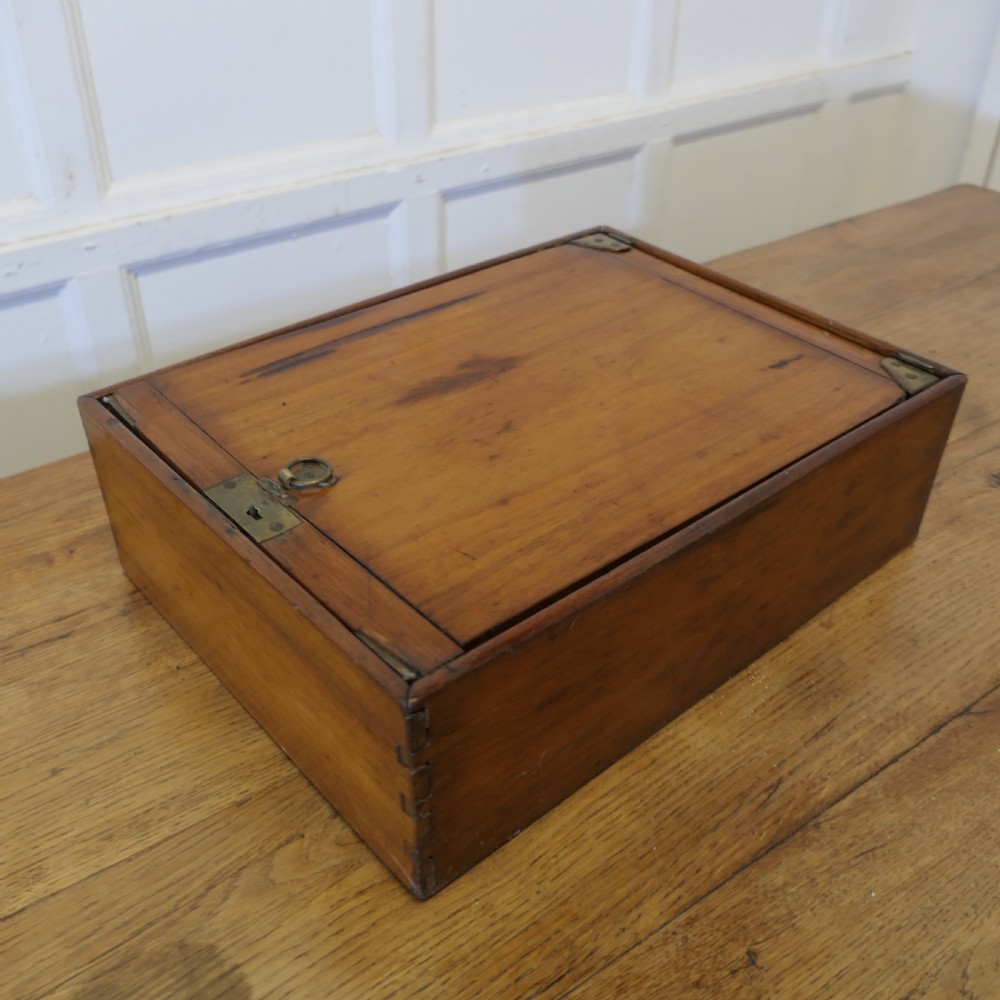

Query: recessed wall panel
673;0;827;85
0;285;90;474
664;111;819;262
0;78;38;207
443;156;635;270
434;0;636;123
76;0;378;180
839;93;909;215
837;0;917;61
135;212;394;366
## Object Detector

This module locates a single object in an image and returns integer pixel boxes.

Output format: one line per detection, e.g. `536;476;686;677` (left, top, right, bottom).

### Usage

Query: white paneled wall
433;0;638;122
672;0;829;86
2;0;999;475
78;1;380;181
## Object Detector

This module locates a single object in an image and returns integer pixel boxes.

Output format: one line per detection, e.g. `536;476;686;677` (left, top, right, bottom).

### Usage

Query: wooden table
2;186;999;999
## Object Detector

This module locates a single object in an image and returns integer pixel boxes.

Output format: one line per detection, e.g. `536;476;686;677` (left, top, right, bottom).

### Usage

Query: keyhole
245;505;263;521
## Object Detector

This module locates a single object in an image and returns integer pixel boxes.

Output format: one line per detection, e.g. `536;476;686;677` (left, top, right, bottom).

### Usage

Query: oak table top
2;185;999;999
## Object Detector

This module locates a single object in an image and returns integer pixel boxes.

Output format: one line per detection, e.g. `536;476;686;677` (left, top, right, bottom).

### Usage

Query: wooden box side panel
417;378;965;891
79;398;423;893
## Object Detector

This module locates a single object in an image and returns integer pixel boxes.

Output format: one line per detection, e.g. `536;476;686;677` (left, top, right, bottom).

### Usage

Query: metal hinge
571;232;633;253
102;393;137;428
880;355;941;395
356;631;421;681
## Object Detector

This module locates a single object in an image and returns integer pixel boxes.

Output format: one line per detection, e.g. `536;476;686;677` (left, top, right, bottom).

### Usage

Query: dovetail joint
399;762;433;815
404;705;431;756
102;393;137;428
400;709;435;898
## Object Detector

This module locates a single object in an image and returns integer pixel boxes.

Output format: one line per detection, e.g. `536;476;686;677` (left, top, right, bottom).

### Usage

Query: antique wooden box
79;228;964;898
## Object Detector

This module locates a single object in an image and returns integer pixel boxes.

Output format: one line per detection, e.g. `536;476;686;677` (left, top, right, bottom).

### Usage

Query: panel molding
0;52;914;254
122;202;397;277
120;267;153;372
628;0;680;101
441;148;641;203
59;0;113;196
373;0;434;143
673;103;825;146
390;194;443;285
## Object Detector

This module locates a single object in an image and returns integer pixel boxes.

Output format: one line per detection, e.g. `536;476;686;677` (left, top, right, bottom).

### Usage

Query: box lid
119;233;906;655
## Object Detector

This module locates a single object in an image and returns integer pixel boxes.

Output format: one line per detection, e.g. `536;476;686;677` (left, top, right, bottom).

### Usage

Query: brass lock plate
205;474;302;542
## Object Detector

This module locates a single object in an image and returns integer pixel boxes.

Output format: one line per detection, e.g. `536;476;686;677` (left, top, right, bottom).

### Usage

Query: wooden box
79;228;964;898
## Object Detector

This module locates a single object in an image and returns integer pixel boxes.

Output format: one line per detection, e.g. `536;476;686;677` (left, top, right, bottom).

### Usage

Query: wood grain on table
2;185;999;999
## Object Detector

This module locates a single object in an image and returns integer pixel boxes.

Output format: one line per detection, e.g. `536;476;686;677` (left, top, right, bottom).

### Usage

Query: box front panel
414;377;964;892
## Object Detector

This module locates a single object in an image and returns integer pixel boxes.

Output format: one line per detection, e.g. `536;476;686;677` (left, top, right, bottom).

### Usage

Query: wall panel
833;91;910;217
672;0;828;89
0;283;93;471
835;0;917;61
132;208;397;366
75;0;379;182
443;154;636;270
433;0;636;123
662;109;821;262
0;83;38;208
0;5;49;217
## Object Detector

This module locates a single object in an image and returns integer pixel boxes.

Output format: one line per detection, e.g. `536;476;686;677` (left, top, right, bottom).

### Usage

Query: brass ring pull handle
278;457;339;491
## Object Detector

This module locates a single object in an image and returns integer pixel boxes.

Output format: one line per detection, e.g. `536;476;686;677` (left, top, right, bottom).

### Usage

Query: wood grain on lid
151;242;903;644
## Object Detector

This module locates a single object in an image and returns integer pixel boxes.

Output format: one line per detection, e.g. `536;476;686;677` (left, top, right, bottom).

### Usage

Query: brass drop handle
278;456;339;491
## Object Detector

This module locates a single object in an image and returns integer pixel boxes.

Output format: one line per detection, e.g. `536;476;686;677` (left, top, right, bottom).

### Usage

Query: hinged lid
110;229;908;659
